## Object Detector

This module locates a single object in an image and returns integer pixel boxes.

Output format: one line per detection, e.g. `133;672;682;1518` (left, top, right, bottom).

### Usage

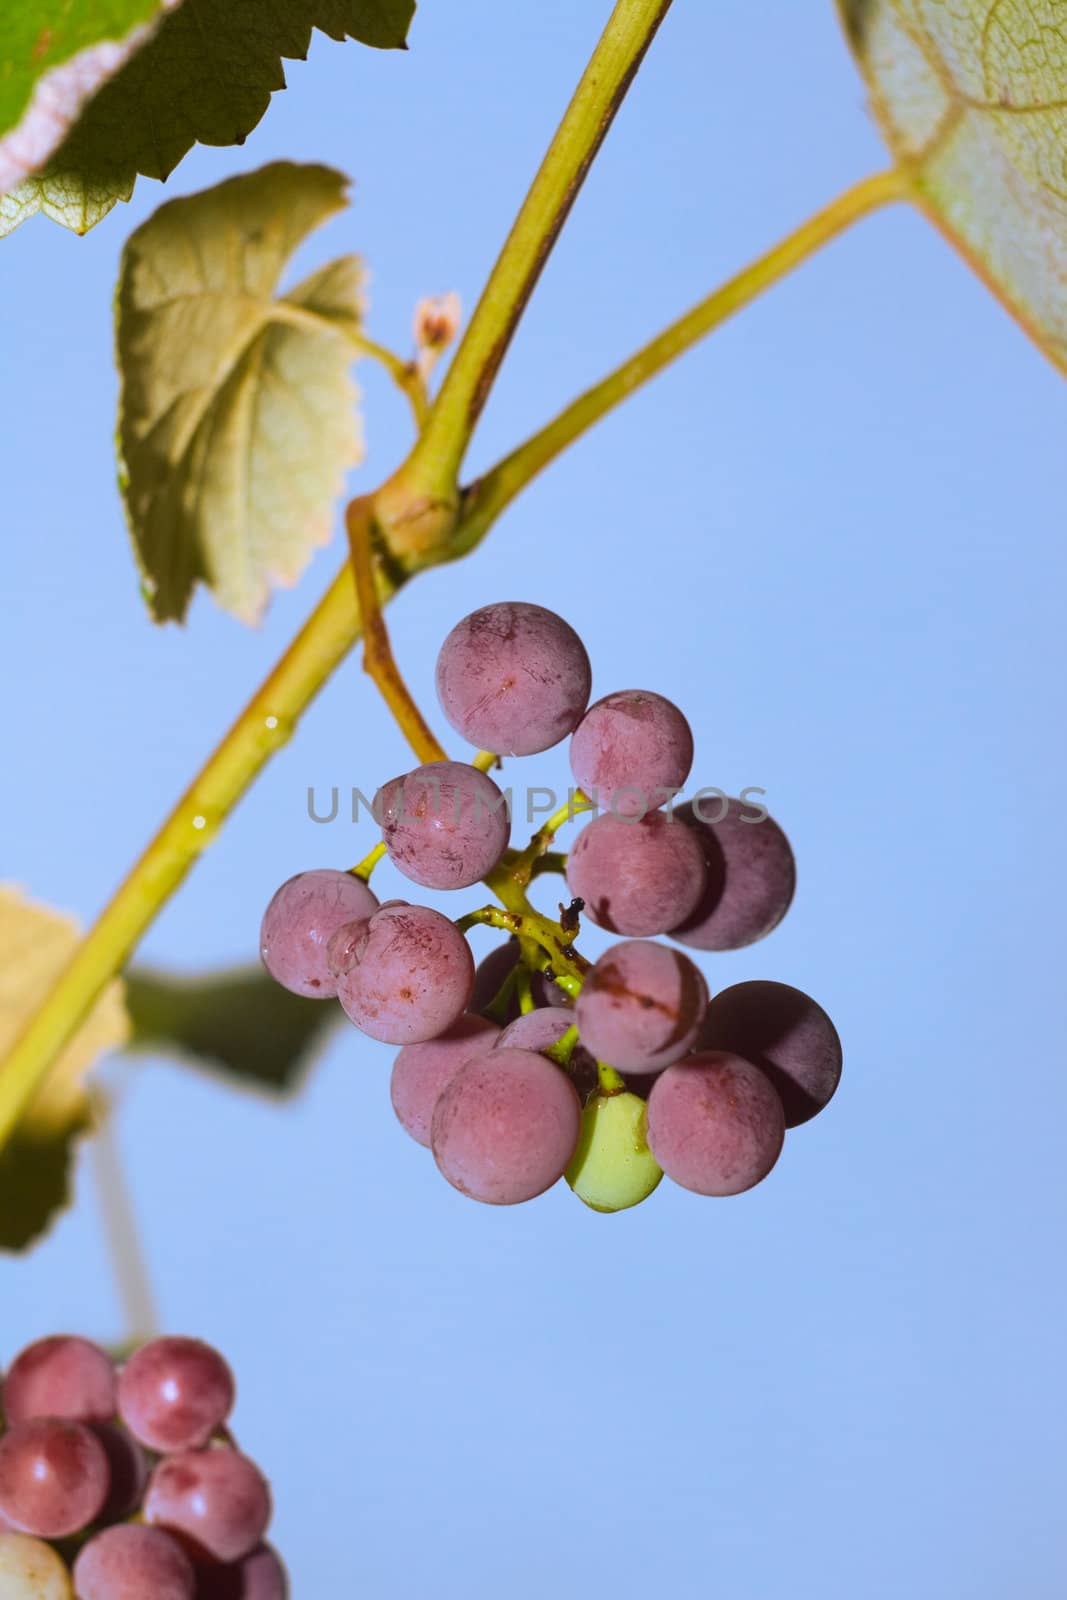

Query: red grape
117;1337;235;1453
0;1418;109;1537
435;602;592;756
144;1446;271;1563
646;1051;785;1196
259;870;379;997
390;1014;501;1147
196;1545;289;1599
73;1525;195;1600
335;903;475;1044
699;980;842;1126
432;1048;582;1204
670;797;795;950
566;811;707;935
575;940;708;1073
2;1336;116;1426
375;761;510;888
570;690;693;816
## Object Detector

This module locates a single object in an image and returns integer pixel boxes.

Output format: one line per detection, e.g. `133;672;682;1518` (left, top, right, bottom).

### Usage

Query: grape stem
530;851;568;879
596;1062;626;1095
545;1024;581;1069
351;840;387;882
0;159;905;1145
346;497;447;764
456;904;587;998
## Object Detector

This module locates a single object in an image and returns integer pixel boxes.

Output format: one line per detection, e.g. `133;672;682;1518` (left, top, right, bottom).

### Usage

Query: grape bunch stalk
0;1335;286;1599
261;595;842;1213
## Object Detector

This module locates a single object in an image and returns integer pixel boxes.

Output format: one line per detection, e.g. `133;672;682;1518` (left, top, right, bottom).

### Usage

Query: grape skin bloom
336;904;475;1044
435;602;592;756
390;1014;501;1147
259;870;379;997
375;761;510;889
432;1048;582;1204
566;811;707;936
576;940;708;1073
0;1532;74;1600
646;1051;786;1197
117;1337;235;1454
699;980;842;1127
670;797;795;951
73;1524;195;1600
1;1336;116;1427
569;690;693;817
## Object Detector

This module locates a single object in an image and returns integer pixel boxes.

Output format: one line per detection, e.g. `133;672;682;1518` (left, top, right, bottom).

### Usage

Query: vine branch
454;168;909;550
380;0;675;556
0;163;909;1156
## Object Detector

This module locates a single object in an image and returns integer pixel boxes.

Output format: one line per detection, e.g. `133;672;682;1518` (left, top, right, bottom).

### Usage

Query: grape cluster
261;601;841;1212
0;1335;286;1599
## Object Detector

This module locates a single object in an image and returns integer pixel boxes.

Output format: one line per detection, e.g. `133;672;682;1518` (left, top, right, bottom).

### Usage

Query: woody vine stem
0;0;911;1152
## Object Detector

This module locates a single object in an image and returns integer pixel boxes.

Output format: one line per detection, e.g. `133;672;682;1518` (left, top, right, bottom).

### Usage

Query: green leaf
123;965;343;1095
116;161;366;624
0;885;129;1253
839;0;1067;376
0;0;415;235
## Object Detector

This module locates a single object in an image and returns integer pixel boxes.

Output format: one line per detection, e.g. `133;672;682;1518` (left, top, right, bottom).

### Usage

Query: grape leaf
0;0;415;236
123;965;342;1095
116;161;366;624
0;886;129;1252
839;0;1067;374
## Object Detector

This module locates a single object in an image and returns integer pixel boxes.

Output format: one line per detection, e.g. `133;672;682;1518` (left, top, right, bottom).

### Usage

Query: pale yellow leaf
116;161;366;624
840;0;1067;371
0;885;129;1250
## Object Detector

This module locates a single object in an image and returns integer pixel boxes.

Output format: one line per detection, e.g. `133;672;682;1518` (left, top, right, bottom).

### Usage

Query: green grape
565;1091;663;1213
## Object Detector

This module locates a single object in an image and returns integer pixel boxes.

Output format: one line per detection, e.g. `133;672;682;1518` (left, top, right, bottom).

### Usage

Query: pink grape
0;1418;109;1537
699;980;842;1127
570;690;693;816
197;1545;289;1599
335;903;475;1045
575;940;708;1073
144;1447;271;1563
375;761;510;889
670;797;795;950
117;1337;235;1453
565;811;707;936
470;940;572;1018
2;1336;116;1426
431;1048;582;1204
73;1525;195;1600
390;1014;501;1147
435;602;592;756
646;1051;786;1196
495;1008;598;1102
259;870;379;997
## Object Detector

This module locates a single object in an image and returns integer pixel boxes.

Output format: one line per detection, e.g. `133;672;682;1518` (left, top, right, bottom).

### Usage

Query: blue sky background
3;2;1066;1595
